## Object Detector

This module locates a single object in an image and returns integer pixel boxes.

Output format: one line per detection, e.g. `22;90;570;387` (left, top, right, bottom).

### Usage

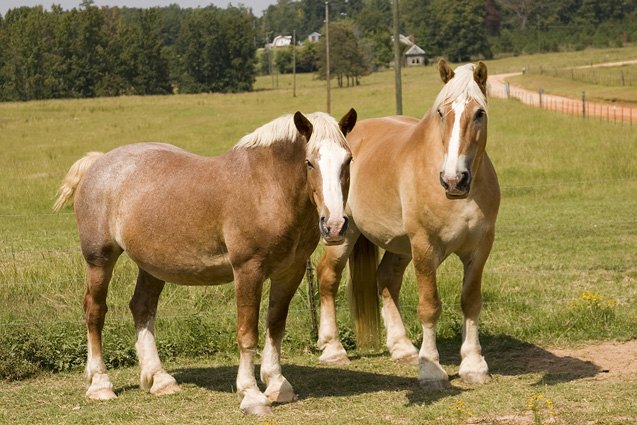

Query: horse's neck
247;142;313;213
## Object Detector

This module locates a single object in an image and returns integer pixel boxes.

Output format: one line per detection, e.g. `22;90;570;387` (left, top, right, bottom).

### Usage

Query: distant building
270;35;292;48
404;44;426;66
308;32;321;43
391;34;414;47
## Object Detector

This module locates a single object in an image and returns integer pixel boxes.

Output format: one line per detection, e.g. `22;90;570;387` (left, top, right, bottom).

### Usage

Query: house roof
271;35;292;48
405;44;426;56
308;32;321;37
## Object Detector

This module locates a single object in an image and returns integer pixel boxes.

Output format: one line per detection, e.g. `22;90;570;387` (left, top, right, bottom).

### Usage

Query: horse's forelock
234;114;299;149
234;112;348;153
432;63;488;113
305;112;349;155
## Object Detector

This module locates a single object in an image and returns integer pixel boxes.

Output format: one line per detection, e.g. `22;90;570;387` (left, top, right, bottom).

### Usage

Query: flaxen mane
432;63;488;113
235;112;348;154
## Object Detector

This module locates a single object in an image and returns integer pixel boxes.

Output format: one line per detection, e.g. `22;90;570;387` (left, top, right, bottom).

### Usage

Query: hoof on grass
86;388;117;401
242;405;274;416
419;379;451;391
460;372;492;385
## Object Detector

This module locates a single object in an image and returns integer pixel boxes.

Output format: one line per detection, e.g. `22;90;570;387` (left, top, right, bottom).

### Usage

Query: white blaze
317;142;348;220
443;99;467;178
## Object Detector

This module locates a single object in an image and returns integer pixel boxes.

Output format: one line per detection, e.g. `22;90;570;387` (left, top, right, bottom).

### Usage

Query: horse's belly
129;253;235;286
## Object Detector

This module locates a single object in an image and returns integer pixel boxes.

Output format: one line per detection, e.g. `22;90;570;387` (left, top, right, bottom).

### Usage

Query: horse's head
434;59;488;199
294;109;357;245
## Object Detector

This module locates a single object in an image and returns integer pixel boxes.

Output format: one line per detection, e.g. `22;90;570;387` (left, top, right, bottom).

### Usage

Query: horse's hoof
86;388;117;400
266;390;297;404
461;372;492;385
151;382;181;395
392;352;419;365
319;352;351;365
419;379;451;390
242;405;274;416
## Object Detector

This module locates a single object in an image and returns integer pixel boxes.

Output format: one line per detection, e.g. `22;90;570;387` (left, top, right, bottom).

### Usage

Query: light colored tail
52;152;103;212
348;235;381;349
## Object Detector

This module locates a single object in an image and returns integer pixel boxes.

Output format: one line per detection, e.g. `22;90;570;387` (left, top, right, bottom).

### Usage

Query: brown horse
316;61;500;388
54;109;357;414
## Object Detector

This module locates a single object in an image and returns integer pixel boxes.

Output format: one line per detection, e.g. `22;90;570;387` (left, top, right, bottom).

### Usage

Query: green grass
1;45;637;423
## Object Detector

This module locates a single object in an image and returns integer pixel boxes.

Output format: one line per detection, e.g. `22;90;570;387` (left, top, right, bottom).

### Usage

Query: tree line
1;0;636;101
0;1;256;101
261;0;637;73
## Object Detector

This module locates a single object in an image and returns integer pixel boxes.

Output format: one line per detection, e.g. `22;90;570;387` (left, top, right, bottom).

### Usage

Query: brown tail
348;235;381;349
52;152;103;212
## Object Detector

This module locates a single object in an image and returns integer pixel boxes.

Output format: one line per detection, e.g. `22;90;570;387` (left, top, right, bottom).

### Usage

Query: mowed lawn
1;48;636;424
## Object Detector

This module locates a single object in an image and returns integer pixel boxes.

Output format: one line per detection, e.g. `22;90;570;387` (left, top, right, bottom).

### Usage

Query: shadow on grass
171;334;601;406
172;363;461;406
437;333;602;385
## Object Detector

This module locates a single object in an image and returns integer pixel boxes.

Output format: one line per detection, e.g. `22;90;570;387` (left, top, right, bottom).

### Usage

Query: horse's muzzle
320;215;349;244
440;171;471;199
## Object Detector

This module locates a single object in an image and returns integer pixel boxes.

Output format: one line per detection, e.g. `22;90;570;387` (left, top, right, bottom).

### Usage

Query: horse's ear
338;108;357;136
474;61;488;93
293;111;313;142
438;59;454;83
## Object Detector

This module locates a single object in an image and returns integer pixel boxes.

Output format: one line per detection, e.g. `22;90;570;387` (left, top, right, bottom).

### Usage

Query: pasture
1;47;637;423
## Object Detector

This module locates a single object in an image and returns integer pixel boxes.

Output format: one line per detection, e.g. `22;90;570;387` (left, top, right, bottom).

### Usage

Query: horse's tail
53;152;103;212
348;235;381;349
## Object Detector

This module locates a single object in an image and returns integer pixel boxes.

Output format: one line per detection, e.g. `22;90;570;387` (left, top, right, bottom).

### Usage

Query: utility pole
392;0;402;115
325;1;331;114
292;30;297;97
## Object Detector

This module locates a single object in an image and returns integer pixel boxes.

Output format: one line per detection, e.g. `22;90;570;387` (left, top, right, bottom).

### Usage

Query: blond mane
432;63;488;112
234;112;348;153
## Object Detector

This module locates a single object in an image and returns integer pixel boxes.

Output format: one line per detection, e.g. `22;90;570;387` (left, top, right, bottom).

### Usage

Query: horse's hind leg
377;252;418;364
457;233;495;385
84;259;119;400
129;269;180;395
260;263;306;404
316;228;359;364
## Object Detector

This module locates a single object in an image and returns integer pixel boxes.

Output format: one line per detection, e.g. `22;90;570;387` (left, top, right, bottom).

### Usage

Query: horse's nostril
320;216;327;224
439;172;449;190
340;216;349;236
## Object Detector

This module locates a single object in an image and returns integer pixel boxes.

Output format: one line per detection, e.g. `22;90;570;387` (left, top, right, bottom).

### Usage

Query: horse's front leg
260;263;306;404
412;237;449;389
457;232;495;385
129;269;180;395
316;230;358;364
377;251;418;364
234;264;271;415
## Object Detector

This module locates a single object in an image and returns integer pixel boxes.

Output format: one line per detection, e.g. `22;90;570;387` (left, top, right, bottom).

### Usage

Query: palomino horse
53;109;357;414
316;60;500;388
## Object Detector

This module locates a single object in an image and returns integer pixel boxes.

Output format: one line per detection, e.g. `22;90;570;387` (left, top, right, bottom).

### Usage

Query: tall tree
176;7;256;93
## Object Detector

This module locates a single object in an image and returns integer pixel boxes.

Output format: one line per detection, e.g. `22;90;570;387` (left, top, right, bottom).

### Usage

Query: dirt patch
546;340;637;381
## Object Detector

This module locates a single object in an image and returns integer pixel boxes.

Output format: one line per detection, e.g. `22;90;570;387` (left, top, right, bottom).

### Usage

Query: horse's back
347;115;419;156
74;142;236;283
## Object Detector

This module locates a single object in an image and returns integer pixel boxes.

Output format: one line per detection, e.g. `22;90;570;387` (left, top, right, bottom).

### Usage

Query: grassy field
508;64;637;104
1;45;637;423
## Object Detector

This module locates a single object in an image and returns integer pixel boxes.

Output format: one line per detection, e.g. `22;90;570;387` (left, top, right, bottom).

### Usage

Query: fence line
489;78;637;125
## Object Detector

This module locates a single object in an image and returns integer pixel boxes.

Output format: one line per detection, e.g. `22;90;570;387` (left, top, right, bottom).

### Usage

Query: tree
318;20;369;87
176;7;256;93
356;0;393;69
119;8;172;95
429;0;492;61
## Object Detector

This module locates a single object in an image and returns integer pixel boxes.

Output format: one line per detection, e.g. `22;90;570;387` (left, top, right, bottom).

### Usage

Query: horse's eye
474;109;486;121
437;108;444;118
305;160;314;170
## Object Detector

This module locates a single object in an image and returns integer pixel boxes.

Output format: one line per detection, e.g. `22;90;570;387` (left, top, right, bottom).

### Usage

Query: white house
270;35;292;48
308;32;321;43
404;44;426;66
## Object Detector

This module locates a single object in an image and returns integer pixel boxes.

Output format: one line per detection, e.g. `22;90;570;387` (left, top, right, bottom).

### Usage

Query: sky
0;0;276;17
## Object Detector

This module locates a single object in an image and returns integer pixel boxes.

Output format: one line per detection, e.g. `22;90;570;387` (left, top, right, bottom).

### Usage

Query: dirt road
488;61;637;123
